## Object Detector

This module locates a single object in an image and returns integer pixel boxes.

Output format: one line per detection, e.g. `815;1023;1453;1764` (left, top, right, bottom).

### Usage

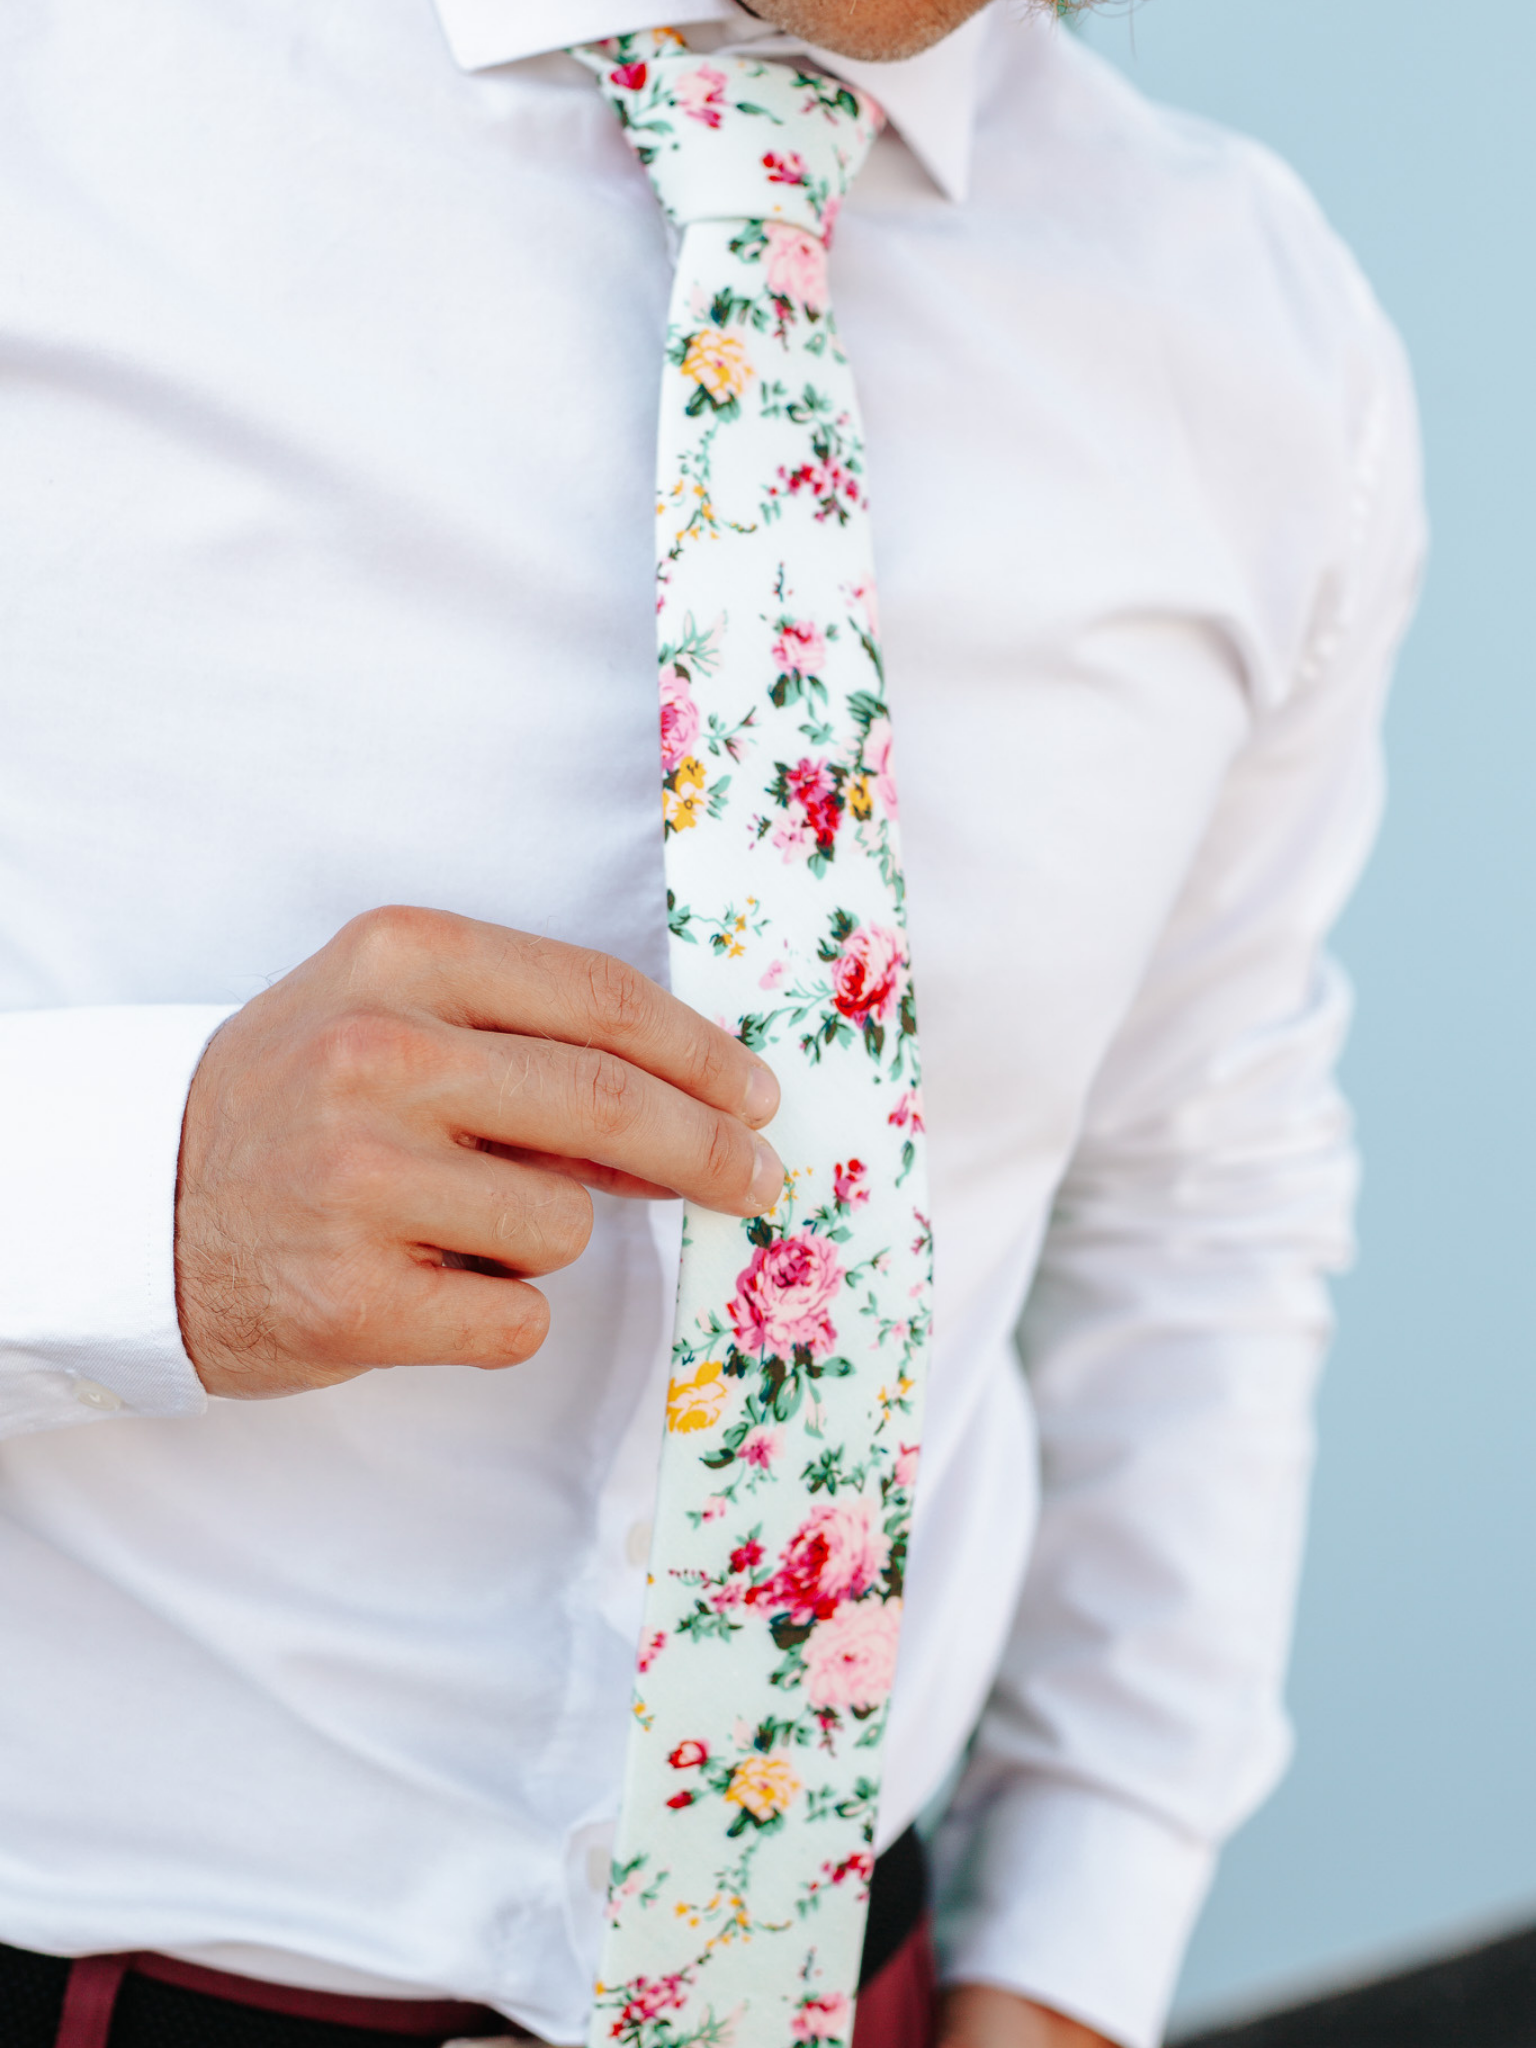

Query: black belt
0;1824;926;2046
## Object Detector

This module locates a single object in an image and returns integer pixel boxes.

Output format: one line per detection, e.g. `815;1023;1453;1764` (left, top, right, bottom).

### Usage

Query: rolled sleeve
0;1004;234;1437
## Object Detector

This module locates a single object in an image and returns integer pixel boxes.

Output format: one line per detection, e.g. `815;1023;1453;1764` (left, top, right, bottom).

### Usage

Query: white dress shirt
0;5;1423;2044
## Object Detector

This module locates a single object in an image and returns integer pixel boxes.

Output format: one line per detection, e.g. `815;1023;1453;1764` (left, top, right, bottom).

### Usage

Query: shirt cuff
932;1774;1216;2048
0;1004;236;1437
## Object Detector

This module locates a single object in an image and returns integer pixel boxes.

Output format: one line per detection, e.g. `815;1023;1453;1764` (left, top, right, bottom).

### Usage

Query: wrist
937;1984;1116;2048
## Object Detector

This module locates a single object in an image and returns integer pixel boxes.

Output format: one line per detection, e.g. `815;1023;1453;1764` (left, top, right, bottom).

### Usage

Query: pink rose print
792;1991;851;2042
739;1425;783;1469
895;1442;921;1490
772;618;826;679
764;223;829;312
609;61;648;91
862;714;899;818
748;1501;886;1625
763;149;808;185
676;64;727;128
887;1086;924;1133
803;1597;902;1711
668;1739;709;1769
729;1232;843;1360
774;757;842;863
833;1158;869;1208
658;663;700;773
758;957;787;991
831;923;907;1027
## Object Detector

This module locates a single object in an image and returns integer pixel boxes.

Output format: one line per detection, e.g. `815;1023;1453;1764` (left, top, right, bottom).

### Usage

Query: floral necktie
571;33;933;2045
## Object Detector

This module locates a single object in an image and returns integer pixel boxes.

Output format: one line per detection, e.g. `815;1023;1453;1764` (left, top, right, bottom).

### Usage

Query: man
0;1;1423;2045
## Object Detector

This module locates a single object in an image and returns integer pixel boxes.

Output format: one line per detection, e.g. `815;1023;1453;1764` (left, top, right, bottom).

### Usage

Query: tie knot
573;31;884;238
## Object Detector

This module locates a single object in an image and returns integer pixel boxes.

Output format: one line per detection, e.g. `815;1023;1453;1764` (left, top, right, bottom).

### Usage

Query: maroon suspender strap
55;1949;525;2044
56;1955;131;2048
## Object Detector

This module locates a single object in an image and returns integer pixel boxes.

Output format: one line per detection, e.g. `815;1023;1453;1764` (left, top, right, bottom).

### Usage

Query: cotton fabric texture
0;5;1423;2045
568;35;931;2042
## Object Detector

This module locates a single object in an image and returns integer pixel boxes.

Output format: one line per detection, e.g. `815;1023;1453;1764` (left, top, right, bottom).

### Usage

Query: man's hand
938;1986;1116;2048
175;906;783;1399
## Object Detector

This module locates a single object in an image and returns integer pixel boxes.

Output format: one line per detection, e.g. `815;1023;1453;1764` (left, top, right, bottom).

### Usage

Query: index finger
344;908;781;1129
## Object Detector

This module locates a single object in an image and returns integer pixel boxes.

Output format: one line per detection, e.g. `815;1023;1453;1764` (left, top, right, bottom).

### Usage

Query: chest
0;32;1254;1204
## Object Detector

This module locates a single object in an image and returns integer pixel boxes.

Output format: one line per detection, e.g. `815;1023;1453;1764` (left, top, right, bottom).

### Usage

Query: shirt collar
431;0;994;201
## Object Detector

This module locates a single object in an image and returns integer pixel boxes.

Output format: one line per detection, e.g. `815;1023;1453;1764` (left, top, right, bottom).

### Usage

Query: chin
744;0;993;64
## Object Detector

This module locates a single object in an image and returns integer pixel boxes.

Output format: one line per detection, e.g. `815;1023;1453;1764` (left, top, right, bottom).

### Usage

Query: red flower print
831;923;906;1027
668;1739;709;1769
833;1158;869;1208
665;1790;695;1809
763;149;808;185
729;1539;764;1575
778;455;861;522
823;1848;876;1889
785;758;842;856
729;1232;843;1360
746;1501;887;1625
618;1973;689;2029
609;61;648;90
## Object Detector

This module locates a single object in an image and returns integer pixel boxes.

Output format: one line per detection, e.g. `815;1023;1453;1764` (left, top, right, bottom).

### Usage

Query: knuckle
681;1025;731;1103
582;950;652;1036
572;1046;638;1139
337;903;443;978
504;1178;593;1269
309;1008;435;1094
703;1111;749;1197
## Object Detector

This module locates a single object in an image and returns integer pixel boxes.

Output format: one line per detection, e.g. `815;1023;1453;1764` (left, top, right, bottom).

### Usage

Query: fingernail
747;1138;784;1212
742;1060;780;1128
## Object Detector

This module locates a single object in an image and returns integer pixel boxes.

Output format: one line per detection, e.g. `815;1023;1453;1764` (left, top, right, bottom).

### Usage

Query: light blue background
1070;0;1536;2030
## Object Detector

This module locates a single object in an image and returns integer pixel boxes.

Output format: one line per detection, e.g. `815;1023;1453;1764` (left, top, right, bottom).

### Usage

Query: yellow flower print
724;1752;802;1822
667;1360;727;1433
663;755;708;835
681;328;752;406
847;773;873;821
664;787;702;832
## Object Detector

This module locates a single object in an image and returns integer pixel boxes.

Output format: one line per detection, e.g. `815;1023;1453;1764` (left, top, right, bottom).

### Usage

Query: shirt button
586;1843;610;1893
71;1378;123;1412
624;1519;652;1567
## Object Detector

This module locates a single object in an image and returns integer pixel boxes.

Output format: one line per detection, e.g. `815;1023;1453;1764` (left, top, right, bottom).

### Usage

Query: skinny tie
572;35;933;2044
